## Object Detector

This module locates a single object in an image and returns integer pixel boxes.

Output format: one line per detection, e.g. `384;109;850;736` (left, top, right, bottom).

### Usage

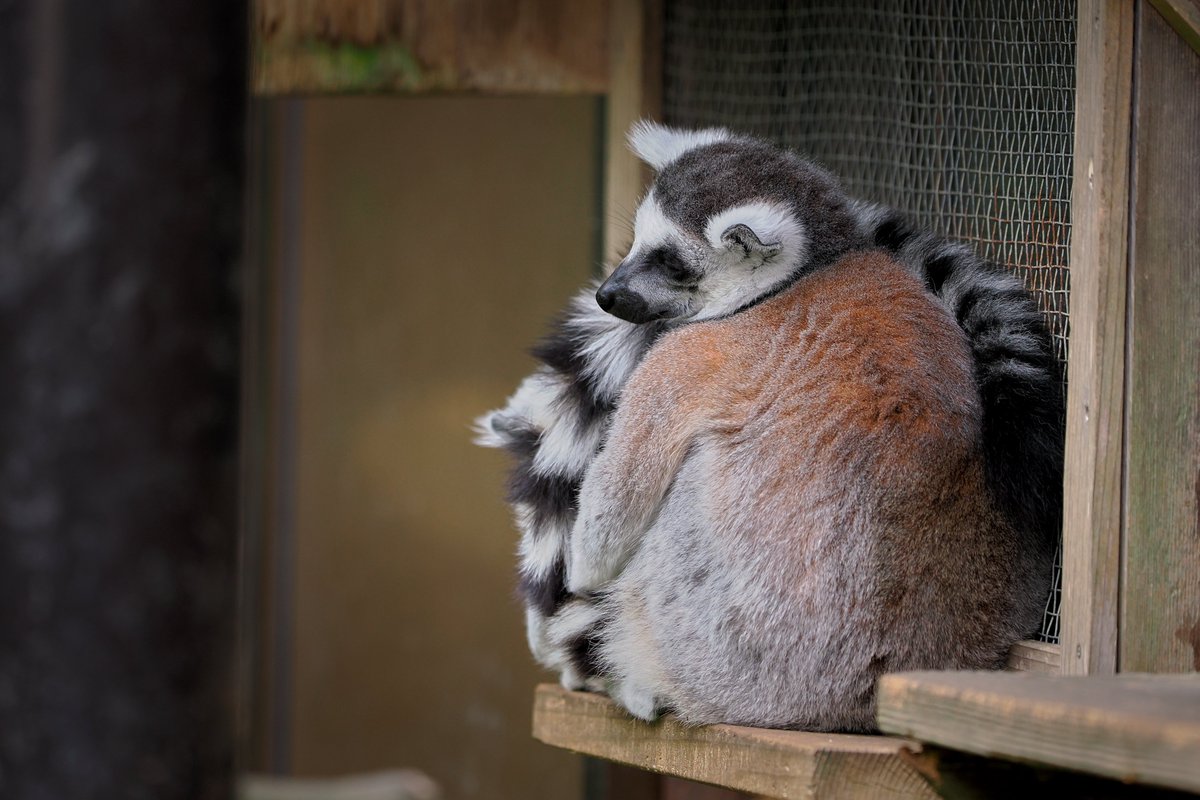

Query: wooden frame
1059;0;1136;677
1061;0;1200;677
1120;0;1200;673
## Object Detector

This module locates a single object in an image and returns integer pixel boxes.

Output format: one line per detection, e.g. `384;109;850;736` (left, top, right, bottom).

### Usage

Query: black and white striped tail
474;283;662;685
856;203;1065;552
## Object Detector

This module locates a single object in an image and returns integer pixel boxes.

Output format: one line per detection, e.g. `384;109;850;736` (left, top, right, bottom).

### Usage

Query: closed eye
650;246;699;285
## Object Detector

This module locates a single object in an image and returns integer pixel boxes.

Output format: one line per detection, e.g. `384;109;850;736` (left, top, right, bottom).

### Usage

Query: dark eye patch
647;246;699;285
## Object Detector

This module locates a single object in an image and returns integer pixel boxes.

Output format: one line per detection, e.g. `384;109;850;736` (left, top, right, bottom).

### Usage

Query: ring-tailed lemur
475;122;1062;730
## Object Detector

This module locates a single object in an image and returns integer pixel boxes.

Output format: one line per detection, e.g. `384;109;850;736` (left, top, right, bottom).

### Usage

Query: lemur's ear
704;201;801;265
627;120;731;170
720;224;782;260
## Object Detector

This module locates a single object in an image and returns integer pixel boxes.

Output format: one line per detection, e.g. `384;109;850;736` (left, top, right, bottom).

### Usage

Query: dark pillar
0;2;246;799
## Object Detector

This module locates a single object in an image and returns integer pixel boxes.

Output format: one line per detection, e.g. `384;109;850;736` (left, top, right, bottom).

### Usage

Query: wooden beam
253;0;609;95
532;685;937;800
1120;0;1200;674
1060;0;1135;678
602;0;662;266
877;671;1200;794
1147;0;1200;56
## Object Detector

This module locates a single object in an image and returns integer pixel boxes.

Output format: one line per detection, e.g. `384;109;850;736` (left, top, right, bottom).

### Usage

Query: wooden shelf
877;671;1200;794
532;684;937;800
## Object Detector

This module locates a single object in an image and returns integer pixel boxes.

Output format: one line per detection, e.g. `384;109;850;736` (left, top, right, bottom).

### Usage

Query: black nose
596;284;655;323
596;282;618;313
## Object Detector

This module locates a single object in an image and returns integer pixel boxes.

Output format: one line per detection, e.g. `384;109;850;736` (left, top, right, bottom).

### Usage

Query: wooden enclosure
253;0;609;94
250;0;1200;797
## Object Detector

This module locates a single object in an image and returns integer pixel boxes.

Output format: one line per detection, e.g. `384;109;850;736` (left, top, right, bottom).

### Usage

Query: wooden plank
877;671;1200;794
532;685;937;800
603;0;663;266
1005;640;1062;674
1060;0;1135;678
253;0;609;95
1147;0;1200;55
1121;1;1200;674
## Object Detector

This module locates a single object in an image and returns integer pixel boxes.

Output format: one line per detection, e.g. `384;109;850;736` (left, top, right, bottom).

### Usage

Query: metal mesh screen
662;0;1075;643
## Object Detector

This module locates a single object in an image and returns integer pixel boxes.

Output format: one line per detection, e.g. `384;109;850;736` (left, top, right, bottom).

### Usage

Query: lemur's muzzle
596;257;674;324
596;281;652;322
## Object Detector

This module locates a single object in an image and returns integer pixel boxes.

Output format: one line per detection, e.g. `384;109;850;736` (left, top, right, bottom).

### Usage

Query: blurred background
2;1;620;798
243;95;599;798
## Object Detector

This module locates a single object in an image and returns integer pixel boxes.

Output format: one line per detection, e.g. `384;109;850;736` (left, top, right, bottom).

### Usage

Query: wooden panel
1148;0;1200;55
603;0;663;266
1060;0;1135;678
254;0;609;95
1121;1;1200;674
1005;640;1062;674
877;671;1200;794
533;685;937;800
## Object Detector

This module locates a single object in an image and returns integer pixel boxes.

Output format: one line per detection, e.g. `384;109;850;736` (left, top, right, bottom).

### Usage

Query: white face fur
594;122;809;325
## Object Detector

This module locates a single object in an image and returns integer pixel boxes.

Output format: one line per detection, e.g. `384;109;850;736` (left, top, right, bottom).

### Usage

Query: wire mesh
662;0;1075;643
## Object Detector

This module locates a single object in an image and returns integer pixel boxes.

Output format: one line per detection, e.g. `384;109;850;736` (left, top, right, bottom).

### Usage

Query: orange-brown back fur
566;250;1046;729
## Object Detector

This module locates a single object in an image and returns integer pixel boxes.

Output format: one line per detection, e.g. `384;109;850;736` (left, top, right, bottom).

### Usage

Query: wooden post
1120;0;1200;674
603;0;663;266
1060;0;1135;677
0;2;245;796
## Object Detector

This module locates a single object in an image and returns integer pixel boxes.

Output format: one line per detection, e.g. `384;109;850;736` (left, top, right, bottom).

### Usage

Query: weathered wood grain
603;0;662;266
1147;0;1200;55
1005;640;1062;674
1121;0;1200;674
1061;0;1135;678
877;671;1200;794
253;0;609;95
532;685;937;800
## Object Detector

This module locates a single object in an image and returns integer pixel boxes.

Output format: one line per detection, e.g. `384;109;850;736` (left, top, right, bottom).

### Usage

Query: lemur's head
597;121;856;325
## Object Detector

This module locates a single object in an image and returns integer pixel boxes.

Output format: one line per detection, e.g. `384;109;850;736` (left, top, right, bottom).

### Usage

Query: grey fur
476;122;1061;730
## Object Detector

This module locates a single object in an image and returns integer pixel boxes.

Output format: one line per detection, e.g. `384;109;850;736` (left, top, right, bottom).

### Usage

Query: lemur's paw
612;681;661;722
559;664;587;691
